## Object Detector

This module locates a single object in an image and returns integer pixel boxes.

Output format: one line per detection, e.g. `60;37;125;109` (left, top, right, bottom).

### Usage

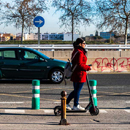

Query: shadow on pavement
0;122;59;125
99;107;130;109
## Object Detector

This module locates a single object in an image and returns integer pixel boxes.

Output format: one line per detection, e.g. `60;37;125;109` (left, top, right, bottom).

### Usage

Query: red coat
71;46;90;83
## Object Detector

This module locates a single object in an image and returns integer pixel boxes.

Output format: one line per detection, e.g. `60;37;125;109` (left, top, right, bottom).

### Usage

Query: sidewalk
0;101;129;130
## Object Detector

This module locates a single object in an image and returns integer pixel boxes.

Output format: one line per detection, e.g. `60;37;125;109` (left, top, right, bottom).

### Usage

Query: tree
0;0;2;9
52;0;93;43
96;0;130;45
0;0;3;17
1;0;48;44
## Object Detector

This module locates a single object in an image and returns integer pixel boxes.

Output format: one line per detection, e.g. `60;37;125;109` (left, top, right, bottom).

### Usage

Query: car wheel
49;69;64;84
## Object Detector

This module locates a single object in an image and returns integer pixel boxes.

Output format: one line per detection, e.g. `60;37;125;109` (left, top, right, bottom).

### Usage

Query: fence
1;44;130;51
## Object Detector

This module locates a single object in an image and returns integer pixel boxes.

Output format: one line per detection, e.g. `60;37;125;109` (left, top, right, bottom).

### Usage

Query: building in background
90;34;93;37
64;32;79;41
0;33;16;42
3;34;11;41
16;33;25;41
24;32;79;41
48;33;63;40
100;32;115;39
24;33;42;40
0;34;5;41
41;33;64;40
42;33;49;40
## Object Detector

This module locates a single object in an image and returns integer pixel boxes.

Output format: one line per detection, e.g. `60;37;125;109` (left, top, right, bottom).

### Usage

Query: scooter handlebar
88;64;92;66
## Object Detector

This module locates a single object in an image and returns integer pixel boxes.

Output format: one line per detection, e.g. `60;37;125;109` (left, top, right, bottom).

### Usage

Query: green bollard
89;80;97;107
32;80;40;109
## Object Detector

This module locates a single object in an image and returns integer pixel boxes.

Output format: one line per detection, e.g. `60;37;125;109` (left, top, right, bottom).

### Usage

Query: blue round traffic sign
33;16;45;28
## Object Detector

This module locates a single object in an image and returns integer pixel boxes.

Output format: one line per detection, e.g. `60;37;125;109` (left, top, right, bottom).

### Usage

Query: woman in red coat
66;38;91;110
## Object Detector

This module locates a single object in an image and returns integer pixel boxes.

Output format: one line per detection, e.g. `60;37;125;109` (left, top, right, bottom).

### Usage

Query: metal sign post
38;27;40;46
33;16;45;46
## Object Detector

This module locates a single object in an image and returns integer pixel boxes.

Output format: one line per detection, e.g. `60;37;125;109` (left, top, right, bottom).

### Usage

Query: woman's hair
73;38;84;48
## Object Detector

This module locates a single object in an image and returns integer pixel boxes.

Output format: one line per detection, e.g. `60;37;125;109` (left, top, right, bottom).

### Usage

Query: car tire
49;69;64;84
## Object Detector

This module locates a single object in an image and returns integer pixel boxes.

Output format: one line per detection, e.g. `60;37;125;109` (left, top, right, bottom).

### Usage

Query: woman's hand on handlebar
88;64;92;70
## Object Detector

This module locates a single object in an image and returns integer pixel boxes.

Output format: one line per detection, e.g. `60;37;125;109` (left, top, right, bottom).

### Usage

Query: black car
0;47;67;83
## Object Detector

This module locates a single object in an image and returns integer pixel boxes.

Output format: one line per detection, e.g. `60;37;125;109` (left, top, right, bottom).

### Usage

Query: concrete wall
87;51;121;58
40;51;130;72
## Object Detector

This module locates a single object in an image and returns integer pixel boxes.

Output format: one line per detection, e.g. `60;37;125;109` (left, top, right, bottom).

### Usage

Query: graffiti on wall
92;57;130;72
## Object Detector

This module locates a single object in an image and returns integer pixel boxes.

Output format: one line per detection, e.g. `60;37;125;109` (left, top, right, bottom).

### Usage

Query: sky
0;0;97;37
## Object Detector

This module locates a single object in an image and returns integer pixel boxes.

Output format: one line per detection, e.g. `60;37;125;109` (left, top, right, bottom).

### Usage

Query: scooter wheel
89;106;99;116
54;106;61;116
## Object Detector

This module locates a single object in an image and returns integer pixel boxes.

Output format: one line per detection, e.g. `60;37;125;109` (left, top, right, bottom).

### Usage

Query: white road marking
3;109;129;114
54;101;89;104
78;102;89;104
43;109;107;114
5;110;25;113
0;102;24;104
126;101;130;104
98;86;125;88
43;109;54;113
54;102;60;104
99;110;108;113
124;110;130;113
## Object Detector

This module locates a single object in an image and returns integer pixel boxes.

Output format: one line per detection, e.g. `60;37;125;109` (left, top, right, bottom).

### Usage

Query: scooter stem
86;75;95;110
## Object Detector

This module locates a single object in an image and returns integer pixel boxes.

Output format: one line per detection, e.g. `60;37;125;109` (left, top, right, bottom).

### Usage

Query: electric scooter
54;67;99;116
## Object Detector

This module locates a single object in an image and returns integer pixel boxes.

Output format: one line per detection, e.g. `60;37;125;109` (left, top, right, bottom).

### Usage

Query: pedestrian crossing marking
126;101;130;103
5;110;25;113
99;110;107;113
1;109;129;114
43;109;54;113
124;110;130;113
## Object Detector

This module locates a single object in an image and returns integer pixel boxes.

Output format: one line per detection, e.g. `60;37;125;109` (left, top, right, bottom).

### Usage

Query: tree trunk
124;18;128;45
29;26;30;34
72;13;74;44
21;22;24;44
110;33;111;44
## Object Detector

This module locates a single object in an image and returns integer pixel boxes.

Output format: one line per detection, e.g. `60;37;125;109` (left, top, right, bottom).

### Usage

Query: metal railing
0;44;130;51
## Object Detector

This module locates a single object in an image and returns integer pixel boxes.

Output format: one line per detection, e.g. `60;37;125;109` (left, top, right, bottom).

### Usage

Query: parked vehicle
0;47;67;83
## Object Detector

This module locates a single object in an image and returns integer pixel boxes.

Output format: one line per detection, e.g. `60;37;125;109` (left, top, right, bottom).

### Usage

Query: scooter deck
66;110;86;113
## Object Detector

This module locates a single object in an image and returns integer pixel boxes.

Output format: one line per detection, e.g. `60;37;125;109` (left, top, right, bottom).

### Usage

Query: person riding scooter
66;38;91;110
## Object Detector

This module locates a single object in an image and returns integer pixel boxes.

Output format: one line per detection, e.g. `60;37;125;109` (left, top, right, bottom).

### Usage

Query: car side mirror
39;58;47;62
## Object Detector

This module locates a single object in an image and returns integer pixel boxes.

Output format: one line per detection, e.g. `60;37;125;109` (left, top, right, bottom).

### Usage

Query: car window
3;50;16;59
34;50;50;59
19;50;39;60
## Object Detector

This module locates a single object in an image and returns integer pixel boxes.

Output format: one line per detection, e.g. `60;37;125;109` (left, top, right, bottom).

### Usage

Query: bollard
59;91;69;125
89;80;97;107
32;80;40;109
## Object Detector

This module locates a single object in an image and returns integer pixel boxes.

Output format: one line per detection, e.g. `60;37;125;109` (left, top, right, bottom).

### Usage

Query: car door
0;49;20;78
17;49;48;79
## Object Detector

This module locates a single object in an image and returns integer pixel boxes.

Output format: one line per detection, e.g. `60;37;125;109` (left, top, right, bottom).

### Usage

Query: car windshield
34;50;50;59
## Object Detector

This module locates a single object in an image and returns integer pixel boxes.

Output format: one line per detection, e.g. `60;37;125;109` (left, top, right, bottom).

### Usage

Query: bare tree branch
96;0;130;45
52;0;93;43
0;0;48;44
